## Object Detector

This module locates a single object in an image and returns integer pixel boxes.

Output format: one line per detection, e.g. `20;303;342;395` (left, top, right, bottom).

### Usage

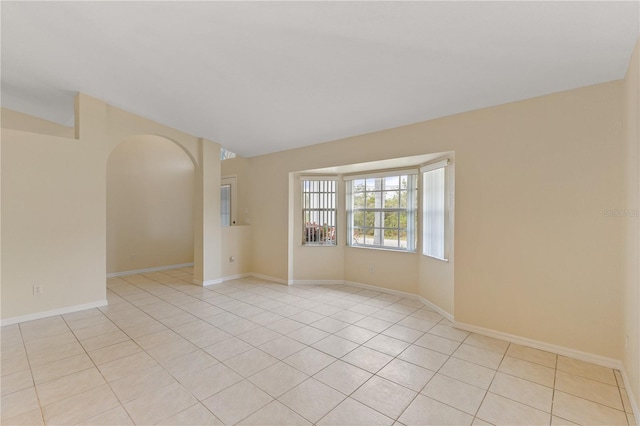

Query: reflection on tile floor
1;267;635;425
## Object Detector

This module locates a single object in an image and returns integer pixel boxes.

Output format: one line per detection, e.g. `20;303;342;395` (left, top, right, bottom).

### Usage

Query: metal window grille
302;180;337;246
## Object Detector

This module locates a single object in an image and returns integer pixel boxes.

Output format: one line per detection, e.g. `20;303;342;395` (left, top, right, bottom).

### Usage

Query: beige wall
221;226;252;279
1;98;108;319
106;135;194;274
243;80;625;361
622;38;640;413
1;107;74;139
1;94;222;321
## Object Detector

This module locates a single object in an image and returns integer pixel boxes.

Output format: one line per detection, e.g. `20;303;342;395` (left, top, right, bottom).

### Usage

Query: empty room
1;1;639;425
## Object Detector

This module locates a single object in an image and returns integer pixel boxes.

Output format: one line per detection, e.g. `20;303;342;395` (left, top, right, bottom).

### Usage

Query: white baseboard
221;273;251;282
454;320;622;369
418;296;454;322
343;280;420;300
193;279;223;286
249;273;288;285
1;300;108;326
620;365;640;424
289;280;346;285
106;263;194;278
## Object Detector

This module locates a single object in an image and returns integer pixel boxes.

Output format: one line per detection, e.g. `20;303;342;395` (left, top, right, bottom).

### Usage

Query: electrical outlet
33;285;43;295
129;254;136;261
368;264;375;273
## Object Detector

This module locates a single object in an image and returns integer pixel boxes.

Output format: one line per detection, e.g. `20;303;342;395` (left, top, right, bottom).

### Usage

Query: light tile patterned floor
1;267;636;425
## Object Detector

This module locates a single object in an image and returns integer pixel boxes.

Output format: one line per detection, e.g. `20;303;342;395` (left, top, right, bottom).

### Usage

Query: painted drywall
1;107;74;138
245;80;624;360
622;38;640;414
106;135;194;274
221;226;252;279
1;97;108;319
1;93;222;321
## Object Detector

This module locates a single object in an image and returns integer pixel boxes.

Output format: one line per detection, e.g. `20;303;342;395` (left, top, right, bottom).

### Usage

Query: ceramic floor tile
76;406;134;426
35;367;105;406
79;329;131;352
555;370;624;410
354;317;393;333
225;348;279;377
312;317;350;333
266;318;306;334
97;351;158;382
203;380;273;425
238;400;311;426
108;364;177;403
396;317;437;332
204;337;253;361
133;328;182;350
352;375;417;419
87;340;141;366
421;373;486;415
1;386;40;421
24;331;78;353
237;327;282;346
249;362;309;397
463;333;509;354
1;369;34;397
30;352;94;385
26;341;85;367
364;334;411;357
452;343;504;369
398;394;474;426
317;397;394;426
314;360;373;395
413;333;461;355
477;392;551;425
556;356;617;386
278;378;346;423
439;357;496;390
156;403;224;426
123;382;198;425
489;371;553;412
162;349;219;379
312;335;359;358
427;324;470;342
330;310;367;324
2;407;44;426
259;335;307;359
382;324;425;343
285;347;337;375
498;356;555;387
147;338;200;364
42;384;120;425
378;358;434;392
177;361;243;400
397;344;449;371
334;325;378;344
341;346;393;374
506;343;557;368
287;325;330;345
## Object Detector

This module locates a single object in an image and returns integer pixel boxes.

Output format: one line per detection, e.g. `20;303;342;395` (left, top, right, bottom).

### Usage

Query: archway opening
106;135;195;274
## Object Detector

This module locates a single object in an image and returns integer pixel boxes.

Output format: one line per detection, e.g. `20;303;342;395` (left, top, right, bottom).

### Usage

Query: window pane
353;193;365;208
353;211;365;227
384;211;398;229
366;178;379;191
221;185;230;226
383;191;398;208
384;176;399;189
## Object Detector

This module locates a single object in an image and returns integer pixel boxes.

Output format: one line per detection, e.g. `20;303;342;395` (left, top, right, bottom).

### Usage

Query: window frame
301;178;338;246
346;170;418;252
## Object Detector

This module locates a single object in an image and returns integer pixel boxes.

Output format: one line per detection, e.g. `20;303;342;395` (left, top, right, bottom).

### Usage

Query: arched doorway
106;135;196;274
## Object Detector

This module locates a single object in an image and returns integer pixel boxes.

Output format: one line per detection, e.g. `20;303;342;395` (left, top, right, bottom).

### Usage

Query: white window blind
422;162;447;260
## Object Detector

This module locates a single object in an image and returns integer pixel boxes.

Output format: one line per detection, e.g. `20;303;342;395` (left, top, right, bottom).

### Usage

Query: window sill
422;254;449;262
346;245;416;254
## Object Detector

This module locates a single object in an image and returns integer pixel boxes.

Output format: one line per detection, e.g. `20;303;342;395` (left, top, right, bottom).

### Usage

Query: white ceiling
2;1;638;157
